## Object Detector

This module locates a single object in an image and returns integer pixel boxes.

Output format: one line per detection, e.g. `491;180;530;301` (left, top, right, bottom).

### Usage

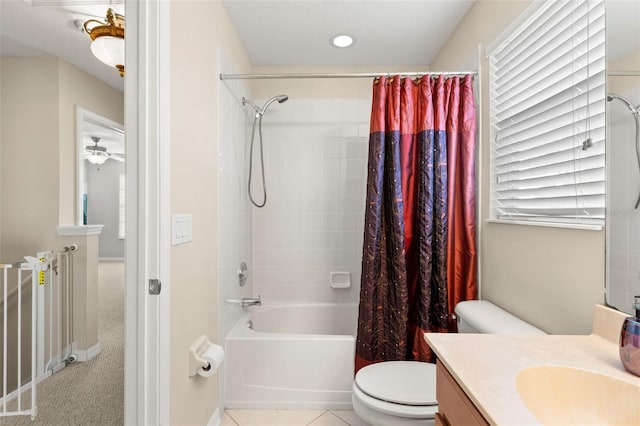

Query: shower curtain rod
219;71;477;80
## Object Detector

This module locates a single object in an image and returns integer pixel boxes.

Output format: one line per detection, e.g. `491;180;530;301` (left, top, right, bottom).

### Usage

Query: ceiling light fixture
84;9;125;77
86;151;110;165
331;34;354;48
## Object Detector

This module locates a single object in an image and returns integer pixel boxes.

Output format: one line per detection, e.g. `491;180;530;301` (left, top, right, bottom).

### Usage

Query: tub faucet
241;295;262;308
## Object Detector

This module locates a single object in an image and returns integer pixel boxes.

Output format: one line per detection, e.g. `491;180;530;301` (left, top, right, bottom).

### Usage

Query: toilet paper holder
188;334;215;377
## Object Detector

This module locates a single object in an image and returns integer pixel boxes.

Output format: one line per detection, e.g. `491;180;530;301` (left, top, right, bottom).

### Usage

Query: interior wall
58;59;124;226
607;49;640;315
86;159;124;258
247;65;428;306
168;1;252;424
430;0;605;334
1;57;60;261
218;56;253;342
250;97;369;304
608;49;640;95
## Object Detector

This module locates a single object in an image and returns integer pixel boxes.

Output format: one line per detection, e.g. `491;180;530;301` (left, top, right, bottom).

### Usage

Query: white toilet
352;300;546;425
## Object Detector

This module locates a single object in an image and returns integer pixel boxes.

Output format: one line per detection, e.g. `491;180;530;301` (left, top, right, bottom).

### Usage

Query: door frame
124;0;171;424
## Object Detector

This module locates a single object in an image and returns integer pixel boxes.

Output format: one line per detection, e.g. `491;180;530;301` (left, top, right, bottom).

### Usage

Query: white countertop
425;306;640;425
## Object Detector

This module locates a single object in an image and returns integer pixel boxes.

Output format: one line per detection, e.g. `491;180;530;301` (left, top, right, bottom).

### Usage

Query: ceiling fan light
86;152;110;165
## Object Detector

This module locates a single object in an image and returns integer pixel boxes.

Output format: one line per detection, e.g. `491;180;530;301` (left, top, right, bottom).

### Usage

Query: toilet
352;300;546;425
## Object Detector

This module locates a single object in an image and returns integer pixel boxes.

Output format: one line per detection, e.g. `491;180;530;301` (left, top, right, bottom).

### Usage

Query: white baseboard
75;342;102;362
99;257;125;262
207;407;221;426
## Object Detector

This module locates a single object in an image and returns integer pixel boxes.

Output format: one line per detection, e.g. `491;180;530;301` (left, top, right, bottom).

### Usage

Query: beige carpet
2;262;125;425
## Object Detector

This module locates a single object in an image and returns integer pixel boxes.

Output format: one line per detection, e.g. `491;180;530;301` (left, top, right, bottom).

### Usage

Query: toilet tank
455;300;546;335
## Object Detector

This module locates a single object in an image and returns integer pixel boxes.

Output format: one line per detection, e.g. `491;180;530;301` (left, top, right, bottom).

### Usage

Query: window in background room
488;0;606;228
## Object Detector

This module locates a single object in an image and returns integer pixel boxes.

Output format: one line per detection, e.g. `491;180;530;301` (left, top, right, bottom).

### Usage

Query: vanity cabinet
435;360;489;426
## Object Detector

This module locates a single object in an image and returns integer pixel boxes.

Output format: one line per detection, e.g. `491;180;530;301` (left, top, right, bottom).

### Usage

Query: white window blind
118;174;125;239
489;0;606;226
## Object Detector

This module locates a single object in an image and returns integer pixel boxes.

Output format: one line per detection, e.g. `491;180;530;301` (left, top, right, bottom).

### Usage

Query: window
119;174;125;239
489;0;605;227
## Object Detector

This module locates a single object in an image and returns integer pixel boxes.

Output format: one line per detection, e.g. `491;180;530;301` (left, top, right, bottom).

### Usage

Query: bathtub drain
246;320;253;329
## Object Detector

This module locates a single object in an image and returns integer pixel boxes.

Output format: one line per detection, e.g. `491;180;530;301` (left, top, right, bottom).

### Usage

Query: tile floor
222;410;371;426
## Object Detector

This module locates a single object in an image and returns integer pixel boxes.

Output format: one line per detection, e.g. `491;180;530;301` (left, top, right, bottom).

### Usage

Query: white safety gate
0;246;76;420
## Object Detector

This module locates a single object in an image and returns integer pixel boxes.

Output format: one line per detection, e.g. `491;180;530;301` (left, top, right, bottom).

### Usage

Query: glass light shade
90;36;124;69
86;152;110;165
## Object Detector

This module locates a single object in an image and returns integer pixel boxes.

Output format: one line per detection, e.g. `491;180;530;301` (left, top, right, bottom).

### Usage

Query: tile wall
607;86;640;315
218;56;253;339
251;98;371;304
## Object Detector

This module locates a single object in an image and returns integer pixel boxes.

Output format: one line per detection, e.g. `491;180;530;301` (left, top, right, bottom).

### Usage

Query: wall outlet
172;214;192;245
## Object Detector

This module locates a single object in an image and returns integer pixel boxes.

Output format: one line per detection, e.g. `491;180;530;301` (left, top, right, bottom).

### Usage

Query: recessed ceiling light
331;34;354;48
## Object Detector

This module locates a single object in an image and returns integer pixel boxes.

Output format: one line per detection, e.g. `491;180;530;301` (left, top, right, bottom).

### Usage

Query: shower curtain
355;74;477;372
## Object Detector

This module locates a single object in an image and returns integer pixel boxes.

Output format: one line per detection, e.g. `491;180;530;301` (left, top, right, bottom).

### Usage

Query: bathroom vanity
435;361;488;426
426;305;640;425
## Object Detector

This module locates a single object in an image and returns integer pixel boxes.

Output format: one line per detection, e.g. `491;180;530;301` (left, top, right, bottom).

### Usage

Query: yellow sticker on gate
38;257;45;285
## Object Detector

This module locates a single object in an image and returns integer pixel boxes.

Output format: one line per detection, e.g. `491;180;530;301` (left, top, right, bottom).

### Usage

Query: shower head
607;93;639;116
259;94;289;116
242;95;289;118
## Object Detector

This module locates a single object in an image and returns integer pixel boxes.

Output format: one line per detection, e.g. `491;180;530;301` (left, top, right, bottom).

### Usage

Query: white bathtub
224;303;358;409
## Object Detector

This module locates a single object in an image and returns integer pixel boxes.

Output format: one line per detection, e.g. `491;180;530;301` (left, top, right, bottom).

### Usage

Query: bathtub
224;303;358;409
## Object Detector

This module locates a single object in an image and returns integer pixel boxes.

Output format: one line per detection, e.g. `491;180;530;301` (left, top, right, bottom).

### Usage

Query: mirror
606;1;640;316
77;107;125;258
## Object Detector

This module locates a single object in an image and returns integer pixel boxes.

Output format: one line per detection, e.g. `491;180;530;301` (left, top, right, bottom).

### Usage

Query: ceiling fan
84;136;124;164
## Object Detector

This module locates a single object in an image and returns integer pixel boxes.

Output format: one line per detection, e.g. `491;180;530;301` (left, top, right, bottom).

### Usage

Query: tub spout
224;295;262;308
241;295;262;308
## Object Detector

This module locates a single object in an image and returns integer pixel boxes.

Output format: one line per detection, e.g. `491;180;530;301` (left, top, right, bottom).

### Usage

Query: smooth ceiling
222;0;475;67
1;1;638;90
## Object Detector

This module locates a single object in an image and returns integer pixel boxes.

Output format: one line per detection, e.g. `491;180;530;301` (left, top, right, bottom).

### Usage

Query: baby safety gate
0;246;77;420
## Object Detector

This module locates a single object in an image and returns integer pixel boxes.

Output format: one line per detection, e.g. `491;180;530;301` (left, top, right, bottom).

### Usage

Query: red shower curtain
355;75;477;372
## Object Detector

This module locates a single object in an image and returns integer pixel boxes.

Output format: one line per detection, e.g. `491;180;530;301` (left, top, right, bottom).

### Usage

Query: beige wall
1;57;61;261
168;2;252;424
608;49;640;94
430;0;605;334
1;57;123;255
58;59;124;226
251;65;429;100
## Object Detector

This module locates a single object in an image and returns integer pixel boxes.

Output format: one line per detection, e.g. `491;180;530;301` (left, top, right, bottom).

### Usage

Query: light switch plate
172;214;192;245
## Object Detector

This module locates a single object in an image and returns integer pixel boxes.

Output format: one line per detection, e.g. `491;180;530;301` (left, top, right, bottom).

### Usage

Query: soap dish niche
330;272;351;289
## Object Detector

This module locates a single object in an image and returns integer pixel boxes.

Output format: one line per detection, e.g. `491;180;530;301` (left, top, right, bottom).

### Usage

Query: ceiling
82;118;124;156
1;0;639;90
0;0;125;92
222;0;475;67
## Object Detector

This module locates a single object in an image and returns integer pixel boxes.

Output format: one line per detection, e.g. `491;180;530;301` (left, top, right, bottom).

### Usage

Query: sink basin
516;366;640;425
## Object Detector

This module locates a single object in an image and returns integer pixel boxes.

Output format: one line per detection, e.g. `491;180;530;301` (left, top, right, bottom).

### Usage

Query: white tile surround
219;84;372;321
251;98;370;304
218;55;254;342
218;78;371;413
607;85;640;315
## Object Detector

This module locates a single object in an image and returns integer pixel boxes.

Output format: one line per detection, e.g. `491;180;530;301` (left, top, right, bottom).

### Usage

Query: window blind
489;0;606;226
119;174;125;239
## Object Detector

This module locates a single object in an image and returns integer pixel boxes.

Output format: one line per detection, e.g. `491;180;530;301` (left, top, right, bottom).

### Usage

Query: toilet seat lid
355;361;437;406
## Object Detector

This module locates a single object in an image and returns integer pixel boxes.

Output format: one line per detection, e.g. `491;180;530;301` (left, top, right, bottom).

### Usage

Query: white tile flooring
222;410;371;426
